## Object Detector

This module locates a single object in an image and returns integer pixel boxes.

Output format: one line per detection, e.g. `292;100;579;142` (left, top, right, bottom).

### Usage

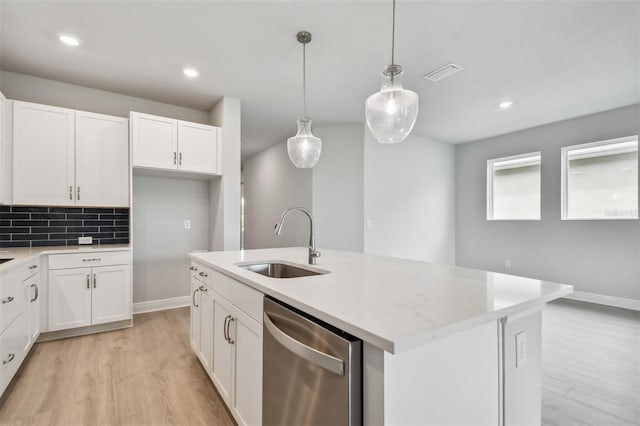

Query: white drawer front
49;250;130;270
209;269;263;324
0;275;22;334
190;262;210;285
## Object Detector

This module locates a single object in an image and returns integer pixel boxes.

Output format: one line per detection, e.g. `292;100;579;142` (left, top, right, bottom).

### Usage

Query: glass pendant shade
287;117;321;168
365;65;419;144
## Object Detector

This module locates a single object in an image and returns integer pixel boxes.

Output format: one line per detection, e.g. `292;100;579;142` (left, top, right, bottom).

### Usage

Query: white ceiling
1;1;638;158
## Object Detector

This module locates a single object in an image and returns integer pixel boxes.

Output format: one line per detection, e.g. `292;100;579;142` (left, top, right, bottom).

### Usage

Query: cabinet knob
1;296;14;304
190;266;198;271
199;271;208;277
28;264;38;270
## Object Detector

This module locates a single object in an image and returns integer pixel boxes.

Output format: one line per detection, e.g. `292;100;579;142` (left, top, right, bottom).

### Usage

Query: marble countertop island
190;247;572;354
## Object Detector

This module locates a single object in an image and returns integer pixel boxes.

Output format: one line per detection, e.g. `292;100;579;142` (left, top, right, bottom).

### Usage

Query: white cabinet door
13;101;75;205
75;111;129;207
177;120;220;175
0;97;12;204
91;265;131;325
199;286;214;373
232;309;263;426
212;294;234;405
131;112;178;170
190;278;201;354
23;273;40;348
48;268;92;331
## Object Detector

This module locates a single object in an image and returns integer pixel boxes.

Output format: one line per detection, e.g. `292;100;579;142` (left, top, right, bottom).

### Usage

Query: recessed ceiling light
183;67;199;78
499;101;513;109
59;35;80;47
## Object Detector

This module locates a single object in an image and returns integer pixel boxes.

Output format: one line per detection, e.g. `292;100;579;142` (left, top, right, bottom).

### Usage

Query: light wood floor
0;301;637;425
542;299;640;426
0;308;235;426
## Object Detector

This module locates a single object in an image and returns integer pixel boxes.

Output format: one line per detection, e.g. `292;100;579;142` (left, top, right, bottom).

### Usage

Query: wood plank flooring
0;300;637;425
0;308;235;426
542;299;640;426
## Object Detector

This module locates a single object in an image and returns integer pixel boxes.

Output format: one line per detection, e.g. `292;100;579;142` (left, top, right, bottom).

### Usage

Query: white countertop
0;244;131;273
190;247;573;354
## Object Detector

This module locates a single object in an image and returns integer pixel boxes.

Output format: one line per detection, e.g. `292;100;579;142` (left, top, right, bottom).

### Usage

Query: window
487;152;541;220
562;136;638;220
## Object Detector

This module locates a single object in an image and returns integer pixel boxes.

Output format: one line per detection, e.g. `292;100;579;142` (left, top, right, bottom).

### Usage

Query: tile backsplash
0;206;129;248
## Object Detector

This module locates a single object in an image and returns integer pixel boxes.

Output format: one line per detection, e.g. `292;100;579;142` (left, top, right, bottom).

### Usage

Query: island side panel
383;320;500;426
504;308;542;426
363;342;385;425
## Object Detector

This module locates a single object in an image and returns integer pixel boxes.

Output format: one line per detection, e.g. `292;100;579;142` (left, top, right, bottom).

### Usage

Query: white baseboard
562;291;640;311
133;296;190;314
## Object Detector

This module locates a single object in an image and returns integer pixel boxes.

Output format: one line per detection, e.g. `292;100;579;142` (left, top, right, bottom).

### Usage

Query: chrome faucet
274;207;321;265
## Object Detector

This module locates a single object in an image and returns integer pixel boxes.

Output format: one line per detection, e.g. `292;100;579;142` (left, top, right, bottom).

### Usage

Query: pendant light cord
302;41;307;118
391;0;396;65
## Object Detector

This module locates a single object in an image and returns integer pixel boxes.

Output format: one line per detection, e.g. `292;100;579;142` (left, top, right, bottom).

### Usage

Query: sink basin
0;258;14;265
238;262;327;279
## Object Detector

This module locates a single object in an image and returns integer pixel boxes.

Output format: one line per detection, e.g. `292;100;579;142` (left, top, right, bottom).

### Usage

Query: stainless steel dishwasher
263;297;362;426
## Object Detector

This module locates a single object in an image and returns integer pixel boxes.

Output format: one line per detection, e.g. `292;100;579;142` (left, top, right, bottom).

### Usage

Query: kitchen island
190;247;572;425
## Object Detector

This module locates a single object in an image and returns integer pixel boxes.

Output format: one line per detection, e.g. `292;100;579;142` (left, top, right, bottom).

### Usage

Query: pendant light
287;31;322;168
365;0;419;144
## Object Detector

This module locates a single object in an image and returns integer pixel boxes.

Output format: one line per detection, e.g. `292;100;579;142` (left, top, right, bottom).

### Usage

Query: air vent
424;63;463;82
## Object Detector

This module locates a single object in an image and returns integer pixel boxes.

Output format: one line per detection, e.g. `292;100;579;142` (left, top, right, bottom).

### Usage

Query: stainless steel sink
0;258;14;265
238;262;327;279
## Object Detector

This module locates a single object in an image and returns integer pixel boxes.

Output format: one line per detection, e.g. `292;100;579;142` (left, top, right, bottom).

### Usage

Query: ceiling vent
423;63;463;82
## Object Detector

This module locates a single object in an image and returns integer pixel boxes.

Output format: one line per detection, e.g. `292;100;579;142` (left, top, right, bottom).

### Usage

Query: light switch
515;331;527;367
184;220;191;229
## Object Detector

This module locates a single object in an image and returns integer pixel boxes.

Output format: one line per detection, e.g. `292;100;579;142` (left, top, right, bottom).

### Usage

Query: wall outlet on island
79;236;93;245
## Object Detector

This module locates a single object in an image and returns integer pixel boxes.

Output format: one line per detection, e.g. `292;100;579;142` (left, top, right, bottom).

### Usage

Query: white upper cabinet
178;120;221;174
131;112;178;170
131;111;221;175
12;101;130;207
76;111;129;207
13;101;75;205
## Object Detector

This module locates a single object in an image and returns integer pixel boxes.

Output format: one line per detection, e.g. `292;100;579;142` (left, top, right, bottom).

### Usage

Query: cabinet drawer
49;250;130;270
190;262;211;285
0;275;22;334
209;269;263;324
0;312;27;396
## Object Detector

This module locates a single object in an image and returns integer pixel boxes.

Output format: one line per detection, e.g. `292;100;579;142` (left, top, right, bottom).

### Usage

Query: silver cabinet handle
1;296;14;304
173;152;177;165
227;317;235;345
179;152;183;166
28;264;37;270
199;271;208;278
77;186;80;200
2;353;15;365
263;312;345;376
190;266;198;271
223;315;229;342
86;274;90;289
192;288;199;307
30;284;39;302
69;186;73;200
199;285;207;293
93;274;96;288
82;258;101;262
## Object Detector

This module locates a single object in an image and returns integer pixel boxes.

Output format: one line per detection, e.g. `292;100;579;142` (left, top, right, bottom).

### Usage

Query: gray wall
0;71;209;123
132;175;210;303
364;131;456;264
312;124;364;252
243;141;312;249
455;104;640;300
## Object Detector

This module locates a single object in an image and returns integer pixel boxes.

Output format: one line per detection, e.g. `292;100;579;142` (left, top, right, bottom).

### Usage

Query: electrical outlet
515;331;527;367
184;220;191;229
504;259;511;269
78;236;93;245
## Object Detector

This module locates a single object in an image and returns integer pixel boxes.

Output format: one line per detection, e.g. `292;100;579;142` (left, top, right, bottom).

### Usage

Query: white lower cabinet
190;262;262;426
0;260;39;396
48;251;131;332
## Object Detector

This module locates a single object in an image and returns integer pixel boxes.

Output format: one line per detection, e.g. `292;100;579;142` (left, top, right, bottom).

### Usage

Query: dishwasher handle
263;312;345;376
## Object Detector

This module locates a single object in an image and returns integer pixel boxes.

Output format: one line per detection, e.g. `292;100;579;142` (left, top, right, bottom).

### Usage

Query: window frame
486;151;542;221
561;135;639;221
